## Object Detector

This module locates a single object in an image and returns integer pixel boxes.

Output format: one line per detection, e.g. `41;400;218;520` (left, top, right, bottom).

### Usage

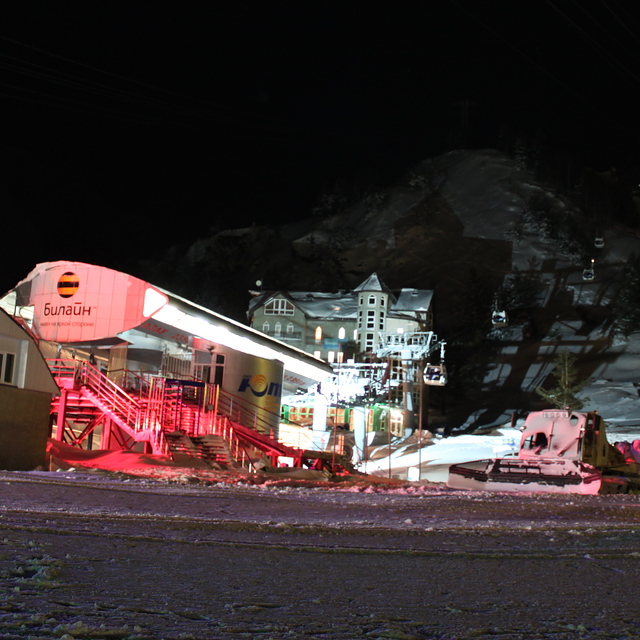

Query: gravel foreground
2;470;640;640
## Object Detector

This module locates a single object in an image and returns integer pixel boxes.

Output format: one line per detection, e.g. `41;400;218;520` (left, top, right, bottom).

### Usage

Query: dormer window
265;298;295;315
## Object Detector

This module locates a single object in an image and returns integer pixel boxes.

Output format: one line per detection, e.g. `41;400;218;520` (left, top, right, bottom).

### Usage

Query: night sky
2;2;639;293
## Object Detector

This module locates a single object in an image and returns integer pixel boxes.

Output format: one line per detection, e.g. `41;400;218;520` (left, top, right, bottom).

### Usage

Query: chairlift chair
594;236;605;249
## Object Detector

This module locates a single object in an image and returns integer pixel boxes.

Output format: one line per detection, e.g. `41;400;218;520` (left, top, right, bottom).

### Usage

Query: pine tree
535;351;590;411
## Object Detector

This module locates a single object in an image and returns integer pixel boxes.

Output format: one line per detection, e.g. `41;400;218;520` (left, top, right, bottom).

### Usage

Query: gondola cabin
423;363;446;386
491;309;509;328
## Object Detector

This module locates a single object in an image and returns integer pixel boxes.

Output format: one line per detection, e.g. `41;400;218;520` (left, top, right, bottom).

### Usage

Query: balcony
262;330;303;341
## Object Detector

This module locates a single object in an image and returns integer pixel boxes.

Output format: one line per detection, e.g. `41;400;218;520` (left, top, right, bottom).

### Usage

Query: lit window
264;298;295;315
353;329;358;340
315;326;323;343
262;321;270;333
0;352;16;385
338;327;346;340
313;350;322;359
274;322;282;336
337;351;344;364
327;351;335;363
397;327;404;334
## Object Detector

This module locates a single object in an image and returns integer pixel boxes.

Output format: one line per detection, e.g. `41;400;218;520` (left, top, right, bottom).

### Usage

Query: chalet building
0;308;59;470
248;273;434;362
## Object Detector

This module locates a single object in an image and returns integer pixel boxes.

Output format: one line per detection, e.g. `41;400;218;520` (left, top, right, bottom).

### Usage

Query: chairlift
492;309;509;328
423;342;447;386
582;258;596;282
594;235;605;249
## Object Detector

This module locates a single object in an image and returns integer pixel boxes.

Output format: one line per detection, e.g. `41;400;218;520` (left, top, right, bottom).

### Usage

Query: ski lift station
0;262;448;472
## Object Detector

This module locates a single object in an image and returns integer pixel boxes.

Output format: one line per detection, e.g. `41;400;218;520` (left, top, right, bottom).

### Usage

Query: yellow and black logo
57;272;79;298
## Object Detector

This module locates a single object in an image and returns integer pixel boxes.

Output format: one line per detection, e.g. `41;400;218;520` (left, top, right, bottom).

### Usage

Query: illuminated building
248;273;434;362
1;262;339;469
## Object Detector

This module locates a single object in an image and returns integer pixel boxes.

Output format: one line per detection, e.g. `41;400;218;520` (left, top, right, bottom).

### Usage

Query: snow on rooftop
287;291;358;319
393;288;433;312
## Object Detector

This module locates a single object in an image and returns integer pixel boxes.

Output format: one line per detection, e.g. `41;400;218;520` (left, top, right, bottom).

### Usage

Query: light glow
153;304;329;383
143;288;168;317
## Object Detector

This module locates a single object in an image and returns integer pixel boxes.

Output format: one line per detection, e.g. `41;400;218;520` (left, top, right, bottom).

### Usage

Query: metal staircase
47;359;353;474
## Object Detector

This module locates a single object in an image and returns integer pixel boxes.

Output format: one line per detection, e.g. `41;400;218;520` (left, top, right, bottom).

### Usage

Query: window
369;295;376;306
264;298;295;315
313;350;322;359
337;351;344;364
327;351;335;363
353;329;358;340
314;326;323;344
0;352;16;385
338;327;346;340
274;322;282;337
262;321;270;333
367;310;375;329
287;322;294;334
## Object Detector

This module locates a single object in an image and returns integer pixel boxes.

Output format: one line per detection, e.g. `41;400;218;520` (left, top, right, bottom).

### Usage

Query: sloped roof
290;292;358;320
353;272;393;295
254;291;358;320
392;288;434;312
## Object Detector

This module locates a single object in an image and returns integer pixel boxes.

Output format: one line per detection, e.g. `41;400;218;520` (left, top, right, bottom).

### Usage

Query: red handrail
47;359;169;456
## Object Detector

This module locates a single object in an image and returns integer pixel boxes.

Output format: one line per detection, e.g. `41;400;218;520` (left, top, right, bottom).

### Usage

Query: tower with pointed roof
353;273;394;353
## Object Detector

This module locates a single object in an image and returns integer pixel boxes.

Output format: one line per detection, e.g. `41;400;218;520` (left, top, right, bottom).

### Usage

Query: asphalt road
2;471;640;639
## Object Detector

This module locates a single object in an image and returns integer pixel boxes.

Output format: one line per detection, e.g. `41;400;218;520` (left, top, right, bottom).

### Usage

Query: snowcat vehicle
447;409;640;494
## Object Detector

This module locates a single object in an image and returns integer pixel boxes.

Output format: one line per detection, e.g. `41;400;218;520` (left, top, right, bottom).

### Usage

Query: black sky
2;2;640;293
